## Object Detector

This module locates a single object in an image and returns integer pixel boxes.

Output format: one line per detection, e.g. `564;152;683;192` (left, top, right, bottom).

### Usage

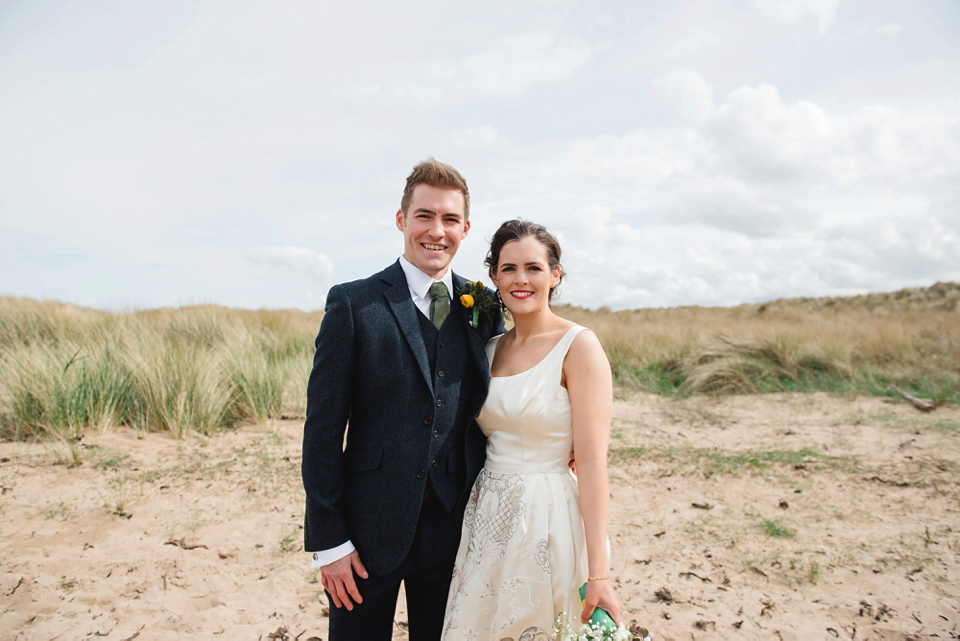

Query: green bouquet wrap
578;582;617;630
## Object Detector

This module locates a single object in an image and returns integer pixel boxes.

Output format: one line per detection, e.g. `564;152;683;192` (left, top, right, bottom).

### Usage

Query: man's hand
320;550;369;610
569;448;576;476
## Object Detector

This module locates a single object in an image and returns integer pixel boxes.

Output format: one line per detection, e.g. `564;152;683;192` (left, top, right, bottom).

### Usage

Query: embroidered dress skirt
441;468;587;640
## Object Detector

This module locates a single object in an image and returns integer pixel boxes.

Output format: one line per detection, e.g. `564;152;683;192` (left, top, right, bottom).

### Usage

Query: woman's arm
565;329;622;625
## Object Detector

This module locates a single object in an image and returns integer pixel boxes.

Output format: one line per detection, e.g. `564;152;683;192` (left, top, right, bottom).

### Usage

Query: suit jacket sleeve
302;284;355;551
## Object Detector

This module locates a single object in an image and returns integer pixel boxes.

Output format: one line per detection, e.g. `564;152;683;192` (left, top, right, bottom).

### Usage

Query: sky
1;0;959;311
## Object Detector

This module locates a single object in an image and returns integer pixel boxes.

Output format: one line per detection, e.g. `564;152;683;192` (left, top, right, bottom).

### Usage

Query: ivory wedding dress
442;326;589;640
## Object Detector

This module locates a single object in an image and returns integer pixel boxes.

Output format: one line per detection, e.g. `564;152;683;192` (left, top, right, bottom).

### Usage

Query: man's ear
461;219;471;238
395;209;405;232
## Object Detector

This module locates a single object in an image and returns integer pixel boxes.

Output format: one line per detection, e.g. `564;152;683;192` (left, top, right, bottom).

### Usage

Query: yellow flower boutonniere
457;280;498;328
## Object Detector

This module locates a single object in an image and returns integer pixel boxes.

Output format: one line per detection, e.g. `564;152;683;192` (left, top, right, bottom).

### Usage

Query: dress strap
556;325;587;355
485;333;504;365
543;325;587;377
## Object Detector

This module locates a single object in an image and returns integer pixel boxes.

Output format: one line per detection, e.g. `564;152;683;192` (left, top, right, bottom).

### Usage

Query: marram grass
1;283;958;439
556;286;960;404
0;298;321;440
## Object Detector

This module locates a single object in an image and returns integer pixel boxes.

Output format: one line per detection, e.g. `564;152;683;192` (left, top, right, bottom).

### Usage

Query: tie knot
429;281;448;301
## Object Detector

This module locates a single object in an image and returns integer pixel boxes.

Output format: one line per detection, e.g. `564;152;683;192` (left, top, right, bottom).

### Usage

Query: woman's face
491;236;560;316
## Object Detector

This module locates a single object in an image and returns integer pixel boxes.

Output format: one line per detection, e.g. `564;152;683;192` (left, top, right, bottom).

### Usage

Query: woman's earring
494;288;508;312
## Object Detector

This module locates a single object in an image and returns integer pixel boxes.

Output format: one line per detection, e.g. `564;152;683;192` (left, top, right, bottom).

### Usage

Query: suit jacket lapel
453;273;490;386
383;261;433;393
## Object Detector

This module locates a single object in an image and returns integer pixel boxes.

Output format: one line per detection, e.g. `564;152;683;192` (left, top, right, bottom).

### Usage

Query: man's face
396;184;470;279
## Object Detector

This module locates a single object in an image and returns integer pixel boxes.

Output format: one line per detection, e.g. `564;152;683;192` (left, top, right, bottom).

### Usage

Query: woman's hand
581;578;622;626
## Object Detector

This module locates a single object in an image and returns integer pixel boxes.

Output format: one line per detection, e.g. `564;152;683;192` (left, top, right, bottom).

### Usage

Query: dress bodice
476;326;586;475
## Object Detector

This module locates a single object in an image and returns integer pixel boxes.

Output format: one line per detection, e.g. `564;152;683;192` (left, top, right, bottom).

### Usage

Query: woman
442;220;622;639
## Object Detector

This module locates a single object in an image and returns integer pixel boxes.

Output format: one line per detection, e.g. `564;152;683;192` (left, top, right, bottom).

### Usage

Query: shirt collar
398;255;454;300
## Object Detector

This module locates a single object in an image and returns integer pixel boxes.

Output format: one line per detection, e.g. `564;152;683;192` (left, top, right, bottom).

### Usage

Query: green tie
428;281;450;329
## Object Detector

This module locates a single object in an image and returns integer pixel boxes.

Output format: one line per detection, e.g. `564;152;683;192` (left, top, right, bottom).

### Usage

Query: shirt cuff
309;540;356;569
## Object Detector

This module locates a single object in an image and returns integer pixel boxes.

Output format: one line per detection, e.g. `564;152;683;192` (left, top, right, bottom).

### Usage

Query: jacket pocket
346;446;383;473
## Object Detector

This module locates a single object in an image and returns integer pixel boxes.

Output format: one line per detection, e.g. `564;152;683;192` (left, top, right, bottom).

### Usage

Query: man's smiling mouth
422;243;445;251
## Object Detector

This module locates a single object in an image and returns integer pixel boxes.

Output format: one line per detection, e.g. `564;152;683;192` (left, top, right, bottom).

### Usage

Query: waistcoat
416;300;478;511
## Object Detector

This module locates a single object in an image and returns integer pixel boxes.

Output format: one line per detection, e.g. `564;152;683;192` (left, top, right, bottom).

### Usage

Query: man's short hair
400;158;470;220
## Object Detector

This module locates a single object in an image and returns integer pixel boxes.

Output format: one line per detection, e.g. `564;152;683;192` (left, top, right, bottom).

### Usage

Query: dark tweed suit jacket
301;260;503;576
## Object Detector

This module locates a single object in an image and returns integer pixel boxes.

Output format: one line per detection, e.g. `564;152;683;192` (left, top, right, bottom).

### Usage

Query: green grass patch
613;360;687;396
808;560;820;583
929;418;960;432
608;446;646;464
85;444;130;469
659;446;821;475
757;518;796;538
609;445;831;475
703;448;820;473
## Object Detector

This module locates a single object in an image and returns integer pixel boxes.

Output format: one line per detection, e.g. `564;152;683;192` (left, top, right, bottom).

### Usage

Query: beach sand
2;392;958;640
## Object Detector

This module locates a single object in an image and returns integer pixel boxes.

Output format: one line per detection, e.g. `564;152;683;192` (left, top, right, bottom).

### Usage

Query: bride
442;219;622;639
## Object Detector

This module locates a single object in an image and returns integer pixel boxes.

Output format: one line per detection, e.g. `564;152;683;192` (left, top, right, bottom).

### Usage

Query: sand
1;392;958;640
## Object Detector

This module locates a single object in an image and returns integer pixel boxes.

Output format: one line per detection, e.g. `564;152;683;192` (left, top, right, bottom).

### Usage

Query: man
302;158;503;640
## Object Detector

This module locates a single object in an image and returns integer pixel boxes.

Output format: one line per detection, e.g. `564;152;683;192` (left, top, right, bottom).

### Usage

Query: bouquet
551;585;653;641
503;616;652;641
555;616;653;641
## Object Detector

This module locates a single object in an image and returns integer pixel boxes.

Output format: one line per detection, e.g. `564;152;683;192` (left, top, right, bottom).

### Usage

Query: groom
301;158;503;640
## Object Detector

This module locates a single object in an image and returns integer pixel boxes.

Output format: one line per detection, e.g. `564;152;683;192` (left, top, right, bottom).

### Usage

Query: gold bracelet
587;576;609;581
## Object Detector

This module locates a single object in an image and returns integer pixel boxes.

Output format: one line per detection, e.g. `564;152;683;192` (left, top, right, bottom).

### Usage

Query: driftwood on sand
888;384;937;412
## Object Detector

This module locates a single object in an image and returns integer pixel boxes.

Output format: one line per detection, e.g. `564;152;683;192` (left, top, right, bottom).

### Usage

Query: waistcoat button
424;415;433;425
416;469;425;479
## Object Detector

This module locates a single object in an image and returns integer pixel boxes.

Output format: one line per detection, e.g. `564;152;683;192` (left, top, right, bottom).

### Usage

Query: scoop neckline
489;326;581;379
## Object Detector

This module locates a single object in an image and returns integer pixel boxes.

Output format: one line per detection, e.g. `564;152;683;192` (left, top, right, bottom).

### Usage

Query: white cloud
664;177;809;237
651;69;715;124
561;206;644;245
246;246;334;281
751;0;840;35
533;131;693;188
707;83;842;184
875;23;903;37
337;29;596;109
461;31;594;97
450;125;510;150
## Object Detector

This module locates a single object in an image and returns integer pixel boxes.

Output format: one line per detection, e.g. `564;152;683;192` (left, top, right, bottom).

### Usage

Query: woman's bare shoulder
565;326;608;367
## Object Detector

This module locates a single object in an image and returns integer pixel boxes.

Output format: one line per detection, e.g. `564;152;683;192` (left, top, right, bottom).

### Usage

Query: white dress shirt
309;257;454;569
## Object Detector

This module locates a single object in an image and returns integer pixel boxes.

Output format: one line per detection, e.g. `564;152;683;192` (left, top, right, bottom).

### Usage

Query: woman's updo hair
485;219;564;304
